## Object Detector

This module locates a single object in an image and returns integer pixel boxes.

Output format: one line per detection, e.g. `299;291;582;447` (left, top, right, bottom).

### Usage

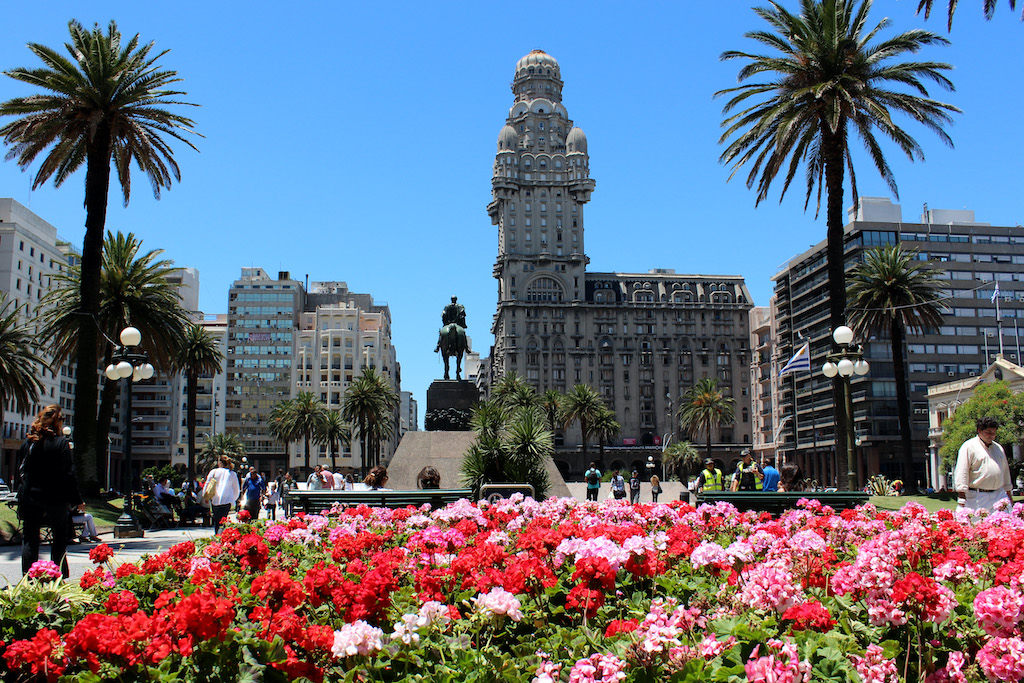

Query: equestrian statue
435;296;469;381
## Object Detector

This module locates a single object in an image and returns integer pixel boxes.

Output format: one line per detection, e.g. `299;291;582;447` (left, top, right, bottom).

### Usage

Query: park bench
694;491;870;516
284;488;473;514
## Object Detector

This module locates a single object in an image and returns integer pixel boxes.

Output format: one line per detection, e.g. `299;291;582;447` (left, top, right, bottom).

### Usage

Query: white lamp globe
105;364;120;380
139;363;155;380
116;360;134;379
120;326;142;347
832;326;854;346
822;361;838;378
62;426;72;436
854;359;870;376
132;367;143;382
837;358;855;376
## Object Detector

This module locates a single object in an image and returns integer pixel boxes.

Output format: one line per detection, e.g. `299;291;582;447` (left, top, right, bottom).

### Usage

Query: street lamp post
821;325;869;491
105;326;155;539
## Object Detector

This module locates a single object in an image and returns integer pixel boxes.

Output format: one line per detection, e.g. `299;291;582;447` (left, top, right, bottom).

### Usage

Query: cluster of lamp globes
103;326;156;383
821;325;870;378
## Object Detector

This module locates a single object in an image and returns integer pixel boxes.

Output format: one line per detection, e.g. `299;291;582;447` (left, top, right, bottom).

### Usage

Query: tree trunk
330;438;337;472
186;370;197;484
891;320;916;490
95;377;118;489
304;434;310;474
74;129;113;496
822;123;852;489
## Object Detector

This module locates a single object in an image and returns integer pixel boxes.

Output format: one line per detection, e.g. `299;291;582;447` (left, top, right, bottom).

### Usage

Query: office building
225;268;305;474
768;197;1024;486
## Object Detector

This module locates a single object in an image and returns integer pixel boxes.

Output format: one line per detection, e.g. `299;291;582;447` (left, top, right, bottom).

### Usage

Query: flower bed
2;497;1024;682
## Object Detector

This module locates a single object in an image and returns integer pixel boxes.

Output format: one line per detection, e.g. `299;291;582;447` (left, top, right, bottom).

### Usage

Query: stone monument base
426;380;479;418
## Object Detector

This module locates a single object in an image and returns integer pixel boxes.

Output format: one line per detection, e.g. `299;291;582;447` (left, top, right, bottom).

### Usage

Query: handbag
202;474;218;504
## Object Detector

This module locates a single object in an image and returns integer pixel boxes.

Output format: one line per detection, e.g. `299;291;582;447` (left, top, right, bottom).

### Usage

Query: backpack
586;469;599;485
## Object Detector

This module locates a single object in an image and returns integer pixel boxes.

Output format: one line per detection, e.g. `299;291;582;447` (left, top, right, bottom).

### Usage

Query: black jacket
17;435;82;511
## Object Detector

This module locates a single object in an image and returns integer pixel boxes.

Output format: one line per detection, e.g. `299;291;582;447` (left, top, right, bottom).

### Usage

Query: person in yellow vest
696;458;726;492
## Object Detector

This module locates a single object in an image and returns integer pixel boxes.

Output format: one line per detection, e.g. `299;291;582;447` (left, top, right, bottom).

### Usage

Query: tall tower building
489;51;593;385
488;53;754;475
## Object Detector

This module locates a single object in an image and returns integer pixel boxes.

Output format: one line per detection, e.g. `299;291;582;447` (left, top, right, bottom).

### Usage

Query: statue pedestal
426;380;480;428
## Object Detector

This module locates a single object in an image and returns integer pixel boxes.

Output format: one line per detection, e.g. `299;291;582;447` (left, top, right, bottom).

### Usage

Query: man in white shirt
333;471;344;489
204;455;241;534
955;416;1013;511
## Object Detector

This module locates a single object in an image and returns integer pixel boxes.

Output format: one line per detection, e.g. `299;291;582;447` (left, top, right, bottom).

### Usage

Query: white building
0;199;74;480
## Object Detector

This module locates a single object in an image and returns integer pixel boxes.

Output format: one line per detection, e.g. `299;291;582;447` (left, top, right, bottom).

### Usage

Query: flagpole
995;283;1005;358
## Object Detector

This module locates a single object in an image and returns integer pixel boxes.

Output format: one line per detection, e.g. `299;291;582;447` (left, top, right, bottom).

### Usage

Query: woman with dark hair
363;466;391;491
17;404;82;578
778;464;807;493
417;466;441;489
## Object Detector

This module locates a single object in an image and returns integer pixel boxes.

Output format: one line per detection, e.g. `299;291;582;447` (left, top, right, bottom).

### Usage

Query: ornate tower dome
497;124;519;152
515;49;560;80
512;49;563;103
566;127;588;154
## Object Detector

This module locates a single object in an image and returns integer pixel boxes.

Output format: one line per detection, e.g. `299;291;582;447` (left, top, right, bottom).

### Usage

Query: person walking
628;470;641;504
265;481;280;521
610;469;627;500
696;458;726;493
17;405;82;578
584;461;602;502
650;474;662;503
204;455;240;534
240;467;266;519
280;472;295;517
955;416;1013;511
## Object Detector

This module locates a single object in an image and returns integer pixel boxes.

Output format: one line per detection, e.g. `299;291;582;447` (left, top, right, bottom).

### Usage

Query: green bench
694;491;870;515
284;488;473;514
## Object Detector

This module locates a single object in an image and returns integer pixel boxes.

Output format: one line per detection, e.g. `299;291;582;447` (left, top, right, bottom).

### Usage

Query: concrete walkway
0;487;696;587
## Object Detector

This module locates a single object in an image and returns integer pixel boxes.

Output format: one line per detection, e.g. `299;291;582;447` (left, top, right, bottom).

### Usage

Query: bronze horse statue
436;323;468;381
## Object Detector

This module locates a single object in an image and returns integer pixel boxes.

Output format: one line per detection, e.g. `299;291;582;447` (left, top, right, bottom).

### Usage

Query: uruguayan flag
779;342;811;378
992;282;1001;304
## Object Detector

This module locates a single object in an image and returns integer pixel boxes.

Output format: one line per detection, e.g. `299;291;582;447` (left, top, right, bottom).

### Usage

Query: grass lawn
869;493;957;513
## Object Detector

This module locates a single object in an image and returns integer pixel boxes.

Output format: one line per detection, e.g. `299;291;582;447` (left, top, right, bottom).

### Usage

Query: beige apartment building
487;51;754;476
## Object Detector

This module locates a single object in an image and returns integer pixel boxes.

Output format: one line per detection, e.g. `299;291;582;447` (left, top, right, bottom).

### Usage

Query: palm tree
917;0;1021;29
0;295;46;444
663;441;702;483
173;324;223;486
592;407;621;461
462;404;552;499
41;231;190;487
198;433;245;474
270;393;326;475
540;389;564;433
317;409;351;472
560;384;606;466
717;0;958;469
342;368;399;475
847;244;946;490
493;371;537;411
678;378;735;461
0;20;198;495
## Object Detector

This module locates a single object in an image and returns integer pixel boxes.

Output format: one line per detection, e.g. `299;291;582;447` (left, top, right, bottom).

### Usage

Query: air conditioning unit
947;371;956;377
969;371;977;376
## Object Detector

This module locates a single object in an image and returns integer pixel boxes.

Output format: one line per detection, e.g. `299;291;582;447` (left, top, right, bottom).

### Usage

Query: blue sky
1;1;1021;423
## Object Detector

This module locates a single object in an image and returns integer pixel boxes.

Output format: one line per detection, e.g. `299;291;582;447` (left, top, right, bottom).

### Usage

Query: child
265;481;280;521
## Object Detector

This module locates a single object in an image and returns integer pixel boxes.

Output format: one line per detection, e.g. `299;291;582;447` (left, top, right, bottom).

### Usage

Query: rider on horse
436;296;469;380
